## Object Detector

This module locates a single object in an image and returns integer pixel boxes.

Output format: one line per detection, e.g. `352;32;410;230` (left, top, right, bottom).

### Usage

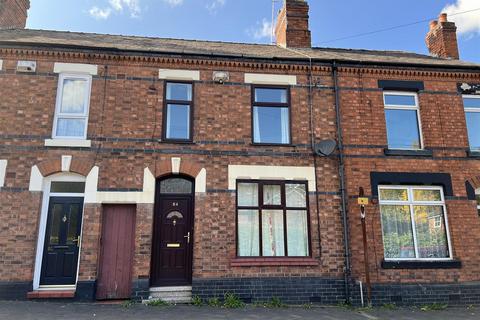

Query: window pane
61;79;87;114
253;106;289;144
238;183;258;207
56;118;86;137
66;204;80;244
379;188;408;201
262;210;285;256
286;184;306;207
465;112;480;150
166;83;192;101
237;210;259;256
380;205;415;259
159;178;192;194
255;88;287;103
49;204;63;246
51;182;85;193
385;109;421;149
413;206;449;258
263;185;281;205
413;189;441;202
384;94;416;106
464;97;480;109
166;104;190;140
287;210;309;256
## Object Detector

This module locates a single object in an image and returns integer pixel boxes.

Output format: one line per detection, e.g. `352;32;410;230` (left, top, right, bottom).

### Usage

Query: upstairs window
379;186;452;261
53;74;92;139
383;92;422;150
463;95;480;151
163;82;193;142
236;180;310;257
252;86;290;145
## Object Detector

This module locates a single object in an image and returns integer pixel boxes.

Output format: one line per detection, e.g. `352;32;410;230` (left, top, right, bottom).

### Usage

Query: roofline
1;41;480;72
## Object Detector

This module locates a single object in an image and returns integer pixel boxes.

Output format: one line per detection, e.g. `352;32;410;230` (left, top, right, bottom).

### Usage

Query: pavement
0;301;479;320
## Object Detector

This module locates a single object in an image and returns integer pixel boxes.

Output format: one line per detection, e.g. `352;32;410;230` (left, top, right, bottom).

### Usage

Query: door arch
150;175;195;286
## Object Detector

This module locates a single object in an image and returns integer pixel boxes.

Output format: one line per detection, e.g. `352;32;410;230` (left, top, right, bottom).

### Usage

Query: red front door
96;205;136;300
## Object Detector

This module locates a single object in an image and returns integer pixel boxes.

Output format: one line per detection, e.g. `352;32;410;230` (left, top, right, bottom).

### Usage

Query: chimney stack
425;13;459;59
0;0;30;29
275;0;311;48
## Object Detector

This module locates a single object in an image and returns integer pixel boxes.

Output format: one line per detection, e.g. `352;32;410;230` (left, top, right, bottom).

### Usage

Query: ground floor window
379;185;452;260
236;180;310;257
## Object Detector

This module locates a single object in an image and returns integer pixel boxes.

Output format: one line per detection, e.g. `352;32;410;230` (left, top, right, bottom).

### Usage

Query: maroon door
151;196;194;286
96;205;136;300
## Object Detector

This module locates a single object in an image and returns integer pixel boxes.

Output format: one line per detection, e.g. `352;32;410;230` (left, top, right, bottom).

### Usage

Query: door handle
184;232;190;244
72;236;81;247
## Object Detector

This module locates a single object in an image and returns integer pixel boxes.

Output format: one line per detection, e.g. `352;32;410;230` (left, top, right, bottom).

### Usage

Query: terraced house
1;0;480;306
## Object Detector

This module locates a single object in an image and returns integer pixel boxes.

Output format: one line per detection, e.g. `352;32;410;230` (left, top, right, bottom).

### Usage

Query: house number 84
172;202;179;207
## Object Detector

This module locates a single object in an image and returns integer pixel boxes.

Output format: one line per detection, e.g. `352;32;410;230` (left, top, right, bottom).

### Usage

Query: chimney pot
439;13;448;23
429;20;438;30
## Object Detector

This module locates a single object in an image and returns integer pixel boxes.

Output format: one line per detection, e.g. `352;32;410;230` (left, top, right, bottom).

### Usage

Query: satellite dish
314;139;337;156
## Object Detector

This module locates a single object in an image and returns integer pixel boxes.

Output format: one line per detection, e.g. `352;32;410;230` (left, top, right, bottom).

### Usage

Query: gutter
1;41;480;72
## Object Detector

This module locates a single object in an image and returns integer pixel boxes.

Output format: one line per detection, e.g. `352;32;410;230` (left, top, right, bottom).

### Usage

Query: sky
27;0;480;63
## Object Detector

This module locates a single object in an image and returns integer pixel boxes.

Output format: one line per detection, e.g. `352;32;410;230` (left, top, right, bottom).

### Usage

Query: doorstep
27;290;75;299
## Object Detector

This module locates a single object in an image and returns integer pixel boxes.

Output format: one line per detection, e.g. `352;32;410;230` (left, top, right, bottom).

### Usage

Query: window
475;193;480;216
379;186;452;261
383;92;422;150
163;82;193;141
236;180;309;257
463;95;480;151
159;177;193;194
53;74;92;139
252;86;290;144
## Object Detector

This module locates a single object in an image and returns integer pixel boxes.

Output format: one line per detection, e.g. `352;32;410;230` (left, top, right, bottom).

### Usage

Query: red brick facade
0;0;29;29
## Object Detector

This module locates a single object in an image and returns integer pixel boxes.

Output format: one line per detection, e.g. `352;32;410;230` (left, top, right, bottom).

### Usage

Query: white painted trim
228;165;316;191
159;69;200;81
45;139;92;148
0;160;7;188
244;73;297;85
29;165;43;191
61;155;72;172
54;63;98;75
0;59;3;71
195;168;206;193
84;166;99;203
171;158;181;174
33;173;86;291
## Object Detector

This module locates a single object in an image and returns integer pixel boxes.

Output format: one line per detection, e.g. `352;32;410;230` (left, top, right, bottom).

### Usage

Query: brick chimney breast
275;0;311;48
425;13;459;60
0;0;30;29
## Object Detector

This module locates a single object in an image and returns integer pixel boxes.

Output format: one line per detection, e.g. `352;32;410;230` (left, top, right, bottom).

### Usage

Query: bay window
236;180;310;257
379;186;452;260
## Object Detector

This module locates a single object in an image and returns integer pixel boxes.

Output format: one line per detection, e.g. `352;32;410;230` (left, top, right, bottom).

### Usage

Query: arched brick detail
36;159;62;177
69;158;95;176
149;159;202;179
36;157;95;177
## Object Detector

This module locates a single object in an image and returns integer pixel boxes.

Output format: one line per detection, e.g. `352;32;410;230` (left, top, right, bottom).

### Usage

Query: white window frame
383;91;424;150
33;173;86;291
463;95;480;151
52;73;92;140
378;185;453;261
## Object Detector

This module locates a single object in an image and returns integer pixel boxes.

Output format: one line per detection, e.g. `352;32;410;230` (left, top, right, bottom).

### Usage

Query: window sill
44;139;92;148
160;140;196;145
381;259;461;269
384;148;433;157
251;143;293;147
467;150;480;158
231;257;318;267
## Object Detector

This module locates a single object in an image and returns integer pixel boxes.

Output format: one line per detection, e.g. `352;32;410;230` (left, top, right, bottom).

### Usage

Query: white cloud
163;0;184;7
442;0;480;36
206;0;226;14
248;18;273;41
89;6;112;20
89;0;141;20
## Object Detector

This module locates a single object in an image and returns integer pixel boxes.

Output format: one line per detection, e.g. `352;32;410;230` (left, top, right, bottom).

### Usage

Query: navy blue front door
40;197;83;286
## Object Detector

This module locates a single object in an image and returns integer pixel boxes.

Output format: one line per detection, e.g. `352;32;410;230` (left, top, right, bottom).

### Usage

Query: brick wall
0;0;30;29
